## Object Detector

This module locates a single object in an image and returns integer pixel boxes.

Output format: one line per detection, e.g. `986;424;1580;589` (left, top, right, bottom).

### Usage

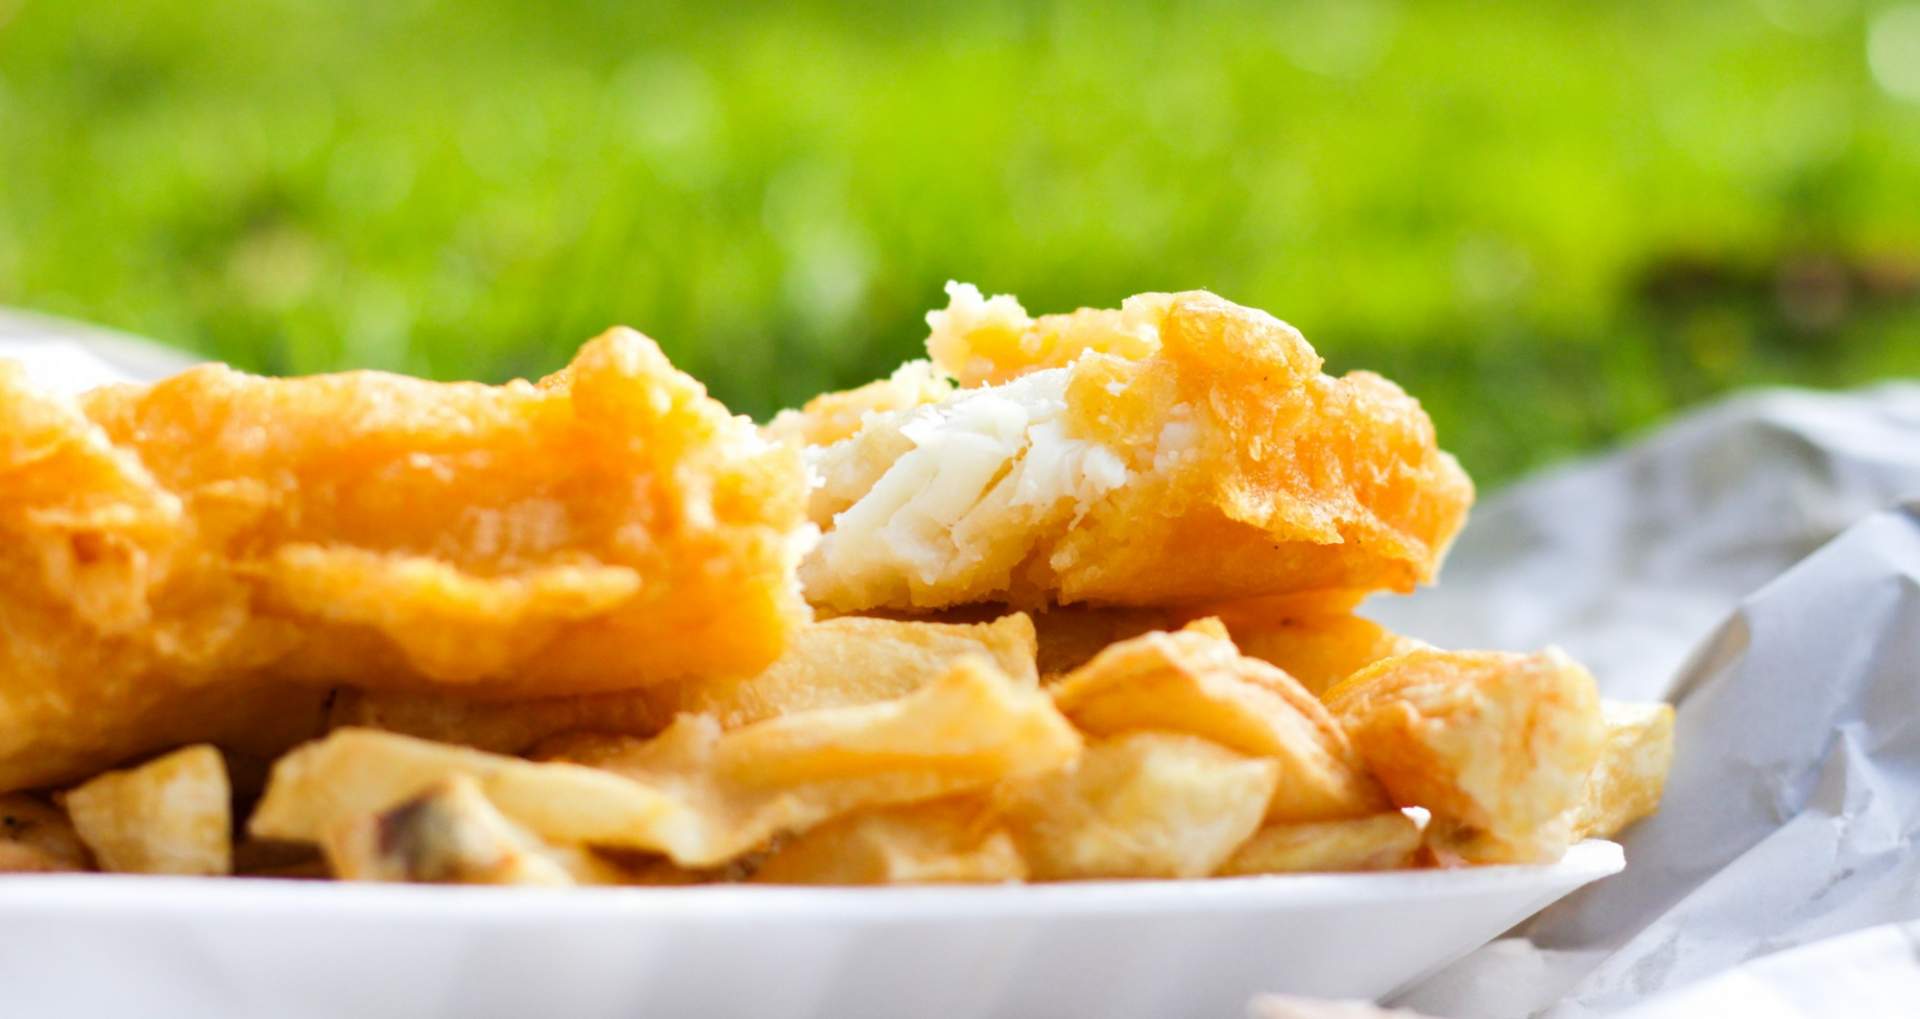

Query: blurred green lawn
2;0;1917;483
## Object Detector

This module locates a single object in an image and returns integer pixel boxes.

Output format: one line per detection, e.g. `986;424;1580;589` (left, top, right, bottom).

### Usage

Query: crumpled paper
1377;386;1920;1017
6;315;1920;1018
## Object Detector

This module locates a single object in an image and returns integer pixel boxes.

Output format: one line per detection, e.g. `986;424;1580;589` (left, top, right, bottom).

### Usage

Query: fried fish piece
763;360;953;448
789;282;1473;612
328;613;1038;754
0;329;810;792
1326;648;1606;865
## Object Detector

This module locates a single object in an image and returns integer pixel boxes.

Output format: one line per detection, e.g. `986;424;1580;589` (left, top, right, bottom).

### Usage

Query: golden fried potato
324;774;629;886
1326;648;1605;864
1218;813;1423;875
258;657;1079;868
1573;701;1675;839
997;732;1278;880
796;284;1472;612
251;729;686;852
0;329;811;791
542;658;1081;867
0;793;90;872
752;798;1025;885
1205;599;1428;697
1050;623;1386;821
62;745;231;876
329;614;1039;753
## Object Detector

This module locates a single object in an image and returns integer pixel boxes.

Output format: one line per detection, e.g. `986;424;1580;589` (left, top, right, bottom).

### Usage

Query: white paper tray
0;841;1620;1019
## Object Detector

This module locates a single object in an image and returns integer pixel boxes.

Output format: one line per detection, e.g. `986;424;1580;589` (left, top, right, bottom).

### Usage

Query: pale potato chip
752;798;1025;885
1049;622;1387;821
327;613;1039;753
62;745;231;875
1326;648;1605;865
251;729;689;852
997;732;1278;880
542;657;1081;865
1218;812;1422;875
1217;609;1428;697
1573;700;1675;839
324;774;630;886
258;656;1079;868
0;793;90;873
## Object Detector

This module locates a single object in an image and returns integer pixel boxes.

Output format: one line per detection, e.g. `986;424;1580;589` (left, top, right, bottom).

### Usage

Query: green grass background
2;0;1916;483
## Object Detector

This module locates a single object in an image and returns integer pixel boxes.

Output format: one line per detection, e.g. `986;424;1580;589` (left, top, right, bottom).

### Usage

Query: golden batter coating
0;329;810;791
789;283;1473;612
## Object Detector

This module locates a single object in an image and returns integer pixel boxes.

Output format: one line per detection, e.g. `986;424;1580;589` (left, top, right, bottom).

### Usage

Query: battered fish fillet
0;329;810;791
788;283;1474;612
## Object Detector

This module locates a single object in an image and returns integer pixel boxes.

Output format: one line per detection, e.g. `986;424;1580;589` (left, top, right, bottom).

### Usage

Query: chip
1049;622;1387;821
1573;700;1675;839
1326;648;1605;864
1218;812;1423;875
752;797;1025;885
997;732;1278;880
324;774;631;885
258;656;1079;868
327;613;1039;753
0;793;90;872
61;744;231;875
1213;605;1428;697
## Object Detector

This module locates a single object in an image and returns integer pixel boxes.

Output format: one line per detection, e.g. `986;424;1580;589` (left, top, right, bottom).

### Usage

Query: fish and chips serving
0;285;1674;887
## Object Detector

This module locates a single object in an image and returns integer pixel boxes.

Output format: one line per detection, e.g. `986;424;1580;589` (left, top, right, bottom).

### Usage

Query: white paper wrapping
1381;386;1920;1017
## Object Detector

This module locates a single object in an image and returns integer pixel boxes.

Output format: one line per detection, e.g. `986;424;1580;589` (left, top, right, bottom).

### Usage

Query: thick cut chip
1326;648;1605;865
257;658;1078;867
1207;599;1428;697
752;798;1025;885
997;732;1278;880
324;775;630;886
1049;623;1387;821
251;729;692;853
62;744;231;876
794;284;1473;612
0;794;90;873
1572;701;1675;839
0;329;811;791
328;613;1038;753
1218;813;1423;875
